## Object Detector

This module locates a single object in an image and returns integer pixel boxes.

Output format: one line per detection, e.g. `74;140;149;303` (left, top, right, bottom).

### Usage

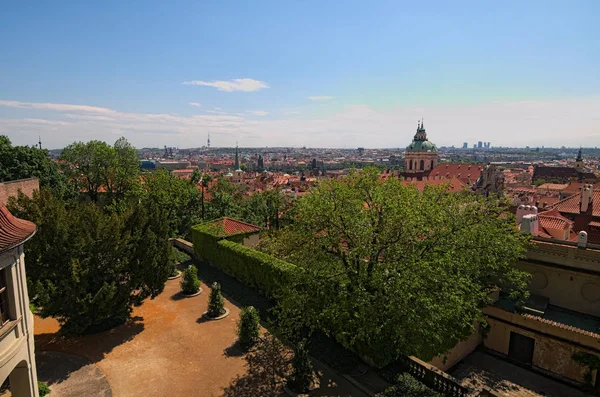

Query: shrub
38;381;51;397
238;306;260;349
207;282;225;317
376;373;442;397
181;266;201;295
191;224;297;298
288;341;313;393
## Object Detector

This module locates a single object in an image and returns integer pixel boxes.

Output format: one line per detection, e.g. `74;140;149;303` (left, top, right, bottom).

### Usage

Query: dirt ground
34;271;365;397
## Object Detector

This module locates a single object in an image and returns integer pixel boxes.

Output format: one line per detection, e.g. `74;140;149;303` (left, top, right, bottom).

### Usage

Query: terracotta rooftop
428;163;484;185
206;217;261;236
0;205;36;254
552;190;600;217
401;177;466;192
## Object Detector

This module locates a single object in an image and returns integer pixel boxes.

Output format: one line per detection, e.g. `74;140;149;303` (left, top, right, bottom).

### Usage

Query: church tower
403;119;439;180
576;148;584;171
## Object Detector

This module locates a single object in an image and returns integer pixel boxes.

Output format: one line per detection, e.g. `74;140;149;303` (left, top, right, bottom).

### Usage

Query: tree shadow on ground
222;334;292;397
35;315;145;364
224;341;245;358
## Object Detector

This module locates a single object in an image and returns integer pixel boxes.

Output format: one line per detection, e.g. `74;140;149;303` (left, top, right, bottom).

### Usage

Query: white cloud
246;110;269;116
183;78;269;92
2;98;600;149
283;110;301;115
308;96;335;101
0;100;115;114
189;102;202;107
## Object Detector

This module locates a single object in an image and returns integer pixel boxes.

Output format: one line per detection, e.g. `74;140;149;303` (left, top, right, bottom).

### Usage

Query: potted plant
180;265;201;296
237;306;260;350
203;282;229;319
286;341;315;395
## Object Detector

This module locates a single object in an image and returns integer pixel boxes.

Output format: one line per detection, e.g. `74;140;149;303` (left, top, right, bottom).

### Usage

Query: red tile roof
0;205;36;254
207;217;261;236
428;163;484;185
552;190;600;217
401;177;466;192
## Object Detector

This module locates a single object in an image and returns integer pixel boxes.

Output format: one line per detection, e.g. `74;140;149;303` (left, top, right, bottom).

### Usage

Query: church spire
234;142;240;171
577;147;583;162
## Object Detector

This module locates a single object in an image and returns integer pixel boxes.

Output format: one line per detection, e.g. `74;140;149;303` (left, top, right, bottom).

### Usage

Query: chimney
520;214;539;236
578;231;588;248
580;184;593;212
516;205;538;224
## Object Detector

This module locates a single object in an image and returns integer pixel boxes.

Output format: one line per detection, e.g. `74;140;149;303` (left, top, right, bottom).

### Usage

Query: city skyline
1;1;599;149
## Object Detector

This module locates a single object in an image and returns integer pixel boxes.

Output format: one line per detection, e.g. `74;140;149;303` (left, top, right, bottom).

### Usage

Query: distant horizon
2;1;598;148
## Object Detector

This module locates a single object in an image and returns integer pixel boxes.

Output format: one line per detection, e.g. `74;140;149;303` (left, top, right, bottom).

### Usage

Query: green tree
261;167;530;365
0;136;69;196
376;374;442;397
205;178;243;220
238;306;261;349
142;169;201;237
288;341;313;393
8;189;172;335
60;138;140;202
180;265;201;295
207;282;225;317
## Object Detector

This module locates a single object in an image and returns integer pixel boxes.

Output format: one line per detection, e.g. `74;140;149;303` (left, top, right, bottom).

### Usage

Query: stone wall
430;323;482;371
516;259;600;317
0;178;39;206
483;306;600;385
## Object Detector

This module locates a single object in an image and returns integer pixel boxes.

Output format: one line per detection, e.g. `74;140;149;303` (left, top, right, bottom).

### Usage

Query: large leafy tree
8;189;172;335
141;169;201;237
260;167;529;365
60;137;140;202
0;136;69;196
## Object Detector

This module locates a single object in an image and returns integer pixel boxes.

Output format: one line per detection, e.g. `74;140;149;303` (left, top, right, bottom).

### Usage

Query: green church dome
406;140;437;153
406;119;437;152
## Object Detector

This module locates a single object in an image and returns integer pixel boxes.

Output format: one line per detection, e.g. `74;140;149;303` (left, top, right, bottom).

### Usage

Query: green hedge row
191;223;297;298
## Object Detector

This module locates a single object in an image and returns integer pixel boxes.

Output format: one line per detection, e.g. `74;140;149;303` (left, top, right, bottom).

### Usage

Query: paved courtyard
33;264;365;397
450;351;594;397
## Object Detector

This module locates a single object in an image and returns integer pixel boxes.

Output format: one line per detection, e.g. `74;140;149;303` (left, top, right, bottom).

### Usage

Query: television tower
38;136;42;150
207;132;211;148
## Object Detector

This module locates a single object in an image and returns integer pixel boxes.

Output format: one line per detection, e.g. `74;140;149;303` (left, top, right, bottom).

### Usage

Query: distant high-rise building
477;141;483;149
462;142;468;149
257;155;264;171
487;142;491;149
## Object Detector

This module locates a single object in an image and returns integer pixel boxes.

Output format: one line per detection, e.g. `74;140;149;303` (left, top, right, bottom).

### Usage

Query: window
0;269;10;326
420;160;424;170
409;160;412;170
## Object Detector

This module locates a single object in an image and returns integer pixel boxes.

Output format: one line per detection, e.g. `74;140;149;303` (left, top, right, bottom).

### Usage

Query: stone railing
399;355;471;397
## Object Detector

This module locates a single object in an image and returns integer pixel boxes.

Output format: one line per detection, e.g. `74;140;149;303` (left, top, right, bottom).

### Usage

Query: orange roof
561;182;584;195
0;205;36;253
401;177;466;192
206;217;261;236
552;190;600;217
429;163;484;185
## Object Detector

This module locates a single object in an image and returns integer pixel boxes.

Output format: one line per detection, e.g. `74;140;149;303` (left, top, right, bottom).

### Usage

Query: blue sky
1;0;599;148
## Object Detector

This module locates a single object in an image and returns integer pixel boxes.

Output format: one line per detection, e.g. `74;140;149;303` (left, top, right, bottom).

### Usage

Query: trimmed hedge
191;223;297;298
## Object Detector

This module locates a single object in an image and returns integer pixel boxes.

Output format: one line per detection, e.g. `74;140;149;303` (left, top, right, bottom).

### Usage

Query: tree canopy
0;136;69;196
60;137;140;202
9;188;172;334
260;167;529;365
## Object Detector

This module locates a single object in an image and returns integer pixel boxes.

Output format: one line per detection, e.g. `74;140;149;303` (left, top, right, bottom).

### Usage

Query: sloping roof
538;209;573;231
428;163;483;185
0;205;36;254
401;177;466;192
561;182;584;195
206;217;261;236
533;166;578;180
537;183;568;191
552;190;600;217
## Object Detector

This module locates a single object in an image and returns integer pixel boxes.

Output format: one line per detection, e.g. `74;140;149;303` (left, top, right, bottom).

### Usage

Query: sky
1;0;599;149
